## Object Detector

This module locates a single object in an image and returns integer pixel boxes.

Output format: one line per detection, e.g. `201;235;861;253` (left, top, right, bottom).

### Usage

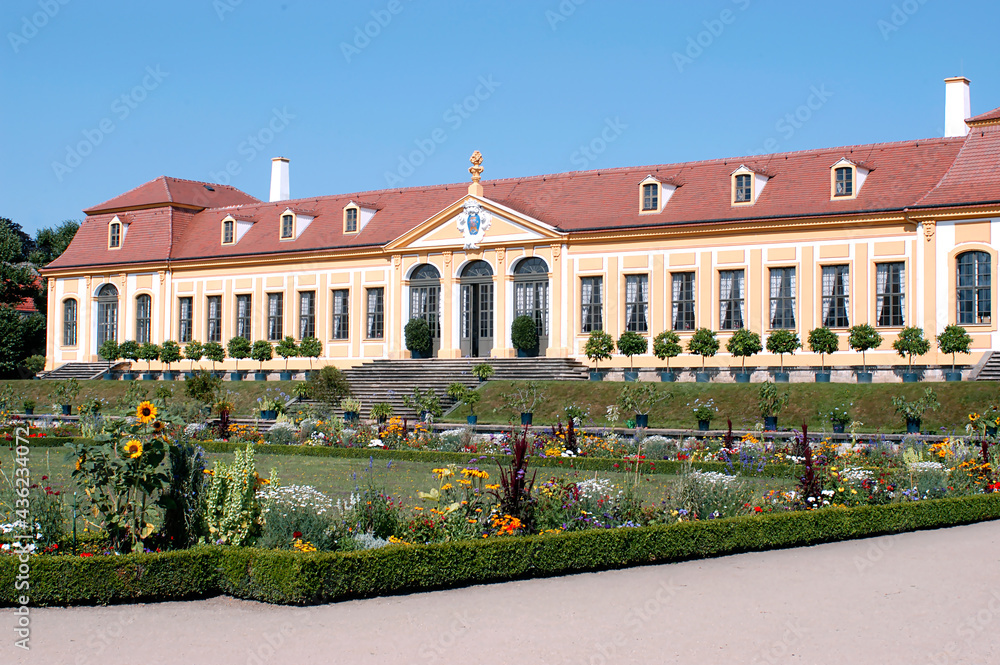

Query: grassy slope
448;380;1000;433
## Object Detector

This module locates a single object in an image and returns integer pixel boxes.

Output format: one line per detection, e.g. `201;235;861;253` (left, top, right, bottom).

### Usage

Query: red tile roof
966;105;1000;125
83;176;258;214
49;130;1000;271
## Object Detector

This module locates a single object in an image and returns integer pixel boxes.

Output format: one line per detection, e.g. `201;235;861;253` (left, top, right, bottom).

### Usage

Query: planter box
230;372;243;382
589;371;603;382
697;420;710;431
61;405;71;416
764;416;778;431
121;372;135;381
945;370;963;382
906;418;921;434
520;412;533;426
856;372;873;384
695;372;710;383
734;372;751;383
832;422;845;433
516;348;539;358
184;371;196;380
254;372;268;382
162;371;176;381
623;371;638;382
815;372;831;383
24;408;33;416
902;372;919;383
102;372;114;381
141;373;156;381
659;371;676;382
279;371;293;381
773;372;790;383
635;414;649;428
343;411;359;424
467;415;478;425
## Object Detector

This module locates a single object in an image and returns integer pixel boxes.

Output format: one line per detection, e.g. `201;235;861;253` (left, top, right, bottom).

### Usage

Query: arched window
409;264;441;349
957;251;991;324
514;257;549;275
411;264;441;281
63;299;77;346
513;257;550;349
135;294;152;344
96;284;119;346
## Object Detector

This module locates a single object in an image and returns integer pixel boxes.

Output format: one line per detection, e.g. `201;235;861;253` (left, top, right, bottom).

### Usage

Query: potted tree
807;326;839;382
496;381;541;425
448;382;482;425
758;381;789;431
766;329;800;382
251;340;274;381
183;340;204;379
892;326;930;383
227;336;252;381
726;328;761;383
369;402;393;425
52;378;80;416
472;362;495;383
937;324;971;381
690;398;717;431
618;382;670;429
299;336;322;378
826;404;852;434
617;331;647;381
340;397;362;424
891;388;939;434
203;341;226;377
159;340;181;380
584;330;615;381
848;324;882;383
119;340;140;381
405;318;432;359
98;338;120;380
511;314;539;358
652;330;682;382
22;398;35;416
137;342;160;380
402;387;442;422
687;328;719;383
275;336;298;381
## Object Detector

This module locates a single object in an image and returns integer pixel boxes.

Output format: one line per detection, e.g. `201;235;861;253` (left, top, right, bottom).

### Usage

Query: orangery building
42;78;1000;379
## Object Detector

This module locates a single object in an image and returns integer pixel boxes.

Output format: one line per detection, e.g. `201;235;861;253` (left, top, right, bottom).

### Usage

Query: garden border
3;494;998;606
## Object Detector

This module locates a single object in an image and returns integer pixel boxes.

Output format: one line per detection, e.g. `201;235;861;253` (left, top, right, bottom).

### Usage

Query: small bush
308;366;352;411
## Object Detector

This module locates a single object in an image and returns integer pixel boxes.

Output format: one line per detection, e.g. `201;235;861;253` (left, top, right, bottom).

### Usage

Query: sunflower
124;440;143;459
152;420;165;433
136;401;157;424
75;457;83;471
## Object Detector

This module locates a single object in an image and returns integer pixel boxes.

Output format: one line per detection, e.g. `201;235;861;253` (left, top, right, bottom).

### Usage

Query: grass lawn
446;380;1000;433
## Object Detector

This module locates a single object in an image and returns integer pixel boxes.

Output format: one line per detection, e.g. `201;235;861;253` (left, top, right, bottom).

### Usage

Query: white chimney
269;157;290;202
944;76;971;138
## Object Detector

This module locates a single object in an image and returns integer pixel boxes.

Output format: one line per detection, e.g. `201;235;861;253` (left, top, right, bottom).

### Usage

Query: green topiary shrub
227;337;252;372
937;324;972;372
299;336;322;372
726;328;762;370
652;331;682;370
251;340;274;372
404;318;432;357
616;331;647;369
807;327;839;372
584;330;615;371
766;329;801;372
891;326;930;370
687;328;719;369
202;341;226;372
511;315;539;353
275;336;299;372
159;340;182;371
848;324;882;373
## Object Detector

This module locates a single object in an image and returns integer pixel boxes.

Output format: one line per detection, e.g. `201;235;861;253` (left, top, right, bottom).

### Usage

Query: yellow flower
124;440;143;459
136;401;157;424
152;420;165;433
75;457;83;471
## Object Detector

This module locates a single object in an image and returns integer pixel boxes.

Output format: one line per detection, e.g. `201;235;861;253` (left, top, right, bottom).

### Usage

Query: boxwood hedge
3;494;998;606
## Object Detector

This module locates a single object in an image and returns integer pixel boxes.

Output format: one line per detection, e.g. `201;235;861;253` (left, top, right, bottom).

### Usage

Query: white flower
368;439;385;448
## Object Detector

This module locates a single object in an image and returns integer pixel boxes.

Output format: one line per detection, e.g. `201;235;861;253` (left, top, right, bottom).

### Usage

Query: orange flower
136;401;157;424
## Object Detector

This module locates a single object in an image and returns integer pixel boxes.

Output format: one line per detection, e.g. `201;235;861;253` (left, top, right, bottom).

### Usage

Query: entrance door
513;257;550;355
409;264;441;357
96;284;119;349
460;260;494;357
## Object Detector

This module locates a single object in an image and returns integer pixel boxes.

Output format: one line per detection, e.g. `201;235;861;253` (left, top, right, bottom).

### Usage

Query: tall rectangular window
267;293;283;340
178;297;193;343
135;294;151;344
345;208;358;233
222;220;234;244
298;291;315;339
957;251;991;324
769;267;796;329
625;275;648;333
671;272;695;331
719;270;745;330
642;183;658;211
735;174;752;203
281;214;294;239
236;294;252;340
875;262;905;327
63;299;77;346
207;295;222;342
366;287;384;339
331;289;349;340
109;222;121;248
581;276;603;332
834;167;853;197
821;265;850;328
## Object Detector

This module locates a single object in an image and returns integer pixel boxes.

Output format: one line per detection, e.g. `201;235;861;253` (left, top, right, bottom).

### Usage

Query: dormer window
734;174;752;203
222;219;235;245
834;167;853;197
280;214;294;239
731;165;769;206
108;220;122;249
642;183;658;211
830;159;870;200
345;207;359;233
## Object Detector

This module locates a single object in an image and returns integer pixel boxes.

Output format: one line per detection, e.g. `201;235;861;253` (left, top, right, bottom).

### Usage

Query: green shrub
275;336;298;371
766;329;800;371
511;315;539;352
892;326;930;370
584;330;615;370
848;324;882;373
652;331;682;369
616;331;647;369
23;354;46;375
251;340;274;371
299;336;322;370
308;366;352;411
184;371;221;406
726;328;762;370
687;328;719;369
404;318;432;356
937;325;972;371
159;341;182;370
202;341;226;371
227;337;252;372
807;327;839;372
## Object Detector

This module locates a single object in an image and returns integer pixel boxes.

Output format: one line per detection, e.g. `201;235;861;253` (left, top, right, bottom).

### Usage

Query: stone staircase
297;357;589;419
39;362;127;380
974;351;1000;380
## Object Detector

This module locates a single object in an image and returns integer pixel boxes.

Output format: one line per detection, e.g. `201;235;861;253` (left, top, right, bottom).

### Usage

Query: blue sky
3;0;998;234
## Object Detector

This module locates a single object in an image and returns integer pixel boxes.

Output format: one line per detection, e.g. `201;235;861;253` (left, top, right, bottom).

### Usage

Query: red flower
754;507;763;513
613;464;619;469
293;531;302;539
41;476;48;481
80;553;93;557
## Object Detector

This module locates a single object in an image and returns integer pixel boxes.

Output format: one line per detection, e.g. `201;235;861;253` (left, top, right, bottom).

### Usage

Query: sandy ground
4;520;1000;665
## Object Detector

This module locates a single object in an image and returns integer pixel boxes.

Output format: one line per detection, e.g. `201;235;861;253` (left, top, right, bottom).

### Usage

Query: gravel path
6;520;1000;664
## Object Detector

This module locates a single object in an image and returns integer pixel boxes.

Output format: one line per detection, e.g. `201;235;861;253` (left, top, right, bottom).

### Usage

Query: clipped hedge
3;494;998;606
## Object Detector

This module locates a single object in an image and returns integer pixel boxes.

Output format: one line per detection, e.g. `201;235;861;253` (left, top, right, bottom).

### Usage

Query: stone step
976;352;1000;380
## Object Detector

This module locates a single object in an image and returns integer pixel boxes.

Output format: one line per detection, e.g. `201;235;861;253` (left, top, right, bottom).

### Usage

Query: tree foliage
687;328;719;369
766;329;801;371
937;325;972;371
584;330;615;369
725;328;762;369
807;327;839;372
891;326;930;369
